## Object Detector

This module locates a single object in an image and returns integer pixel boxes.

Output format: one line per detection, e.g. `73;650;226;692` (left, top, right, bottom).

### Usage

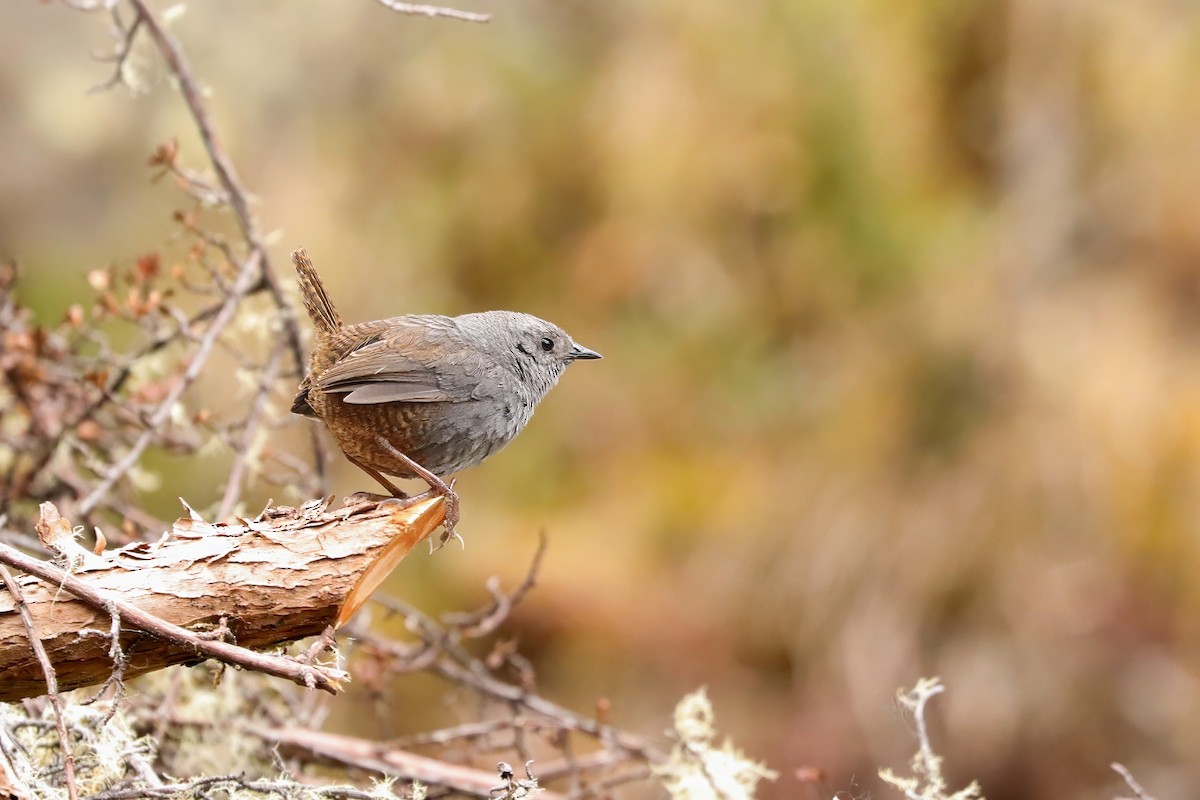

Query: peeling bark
0;496;443;701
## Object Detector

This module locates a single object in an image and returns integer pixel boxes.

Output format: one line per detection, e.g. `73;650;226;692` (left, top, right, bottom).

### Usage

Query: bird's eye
539;337;555;352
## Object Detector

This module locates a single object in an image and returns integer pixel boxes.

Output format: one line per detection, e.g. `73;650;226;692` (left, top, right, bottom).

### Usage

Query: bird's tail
292;248;342;335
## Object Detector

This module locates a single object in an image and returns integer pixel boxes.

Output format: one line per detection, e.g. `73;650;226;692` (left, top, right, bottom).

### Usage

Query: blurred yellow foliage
5;1;1200;797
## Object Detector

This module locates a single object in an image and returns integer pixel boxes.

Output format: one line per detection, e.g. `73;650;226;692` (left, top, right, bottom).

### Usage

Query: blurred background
5;0;1200;797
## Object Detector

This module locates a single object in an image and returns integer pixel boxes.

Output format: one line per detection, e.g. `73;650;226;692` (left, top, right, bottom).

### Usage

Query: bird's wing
314;317;479;405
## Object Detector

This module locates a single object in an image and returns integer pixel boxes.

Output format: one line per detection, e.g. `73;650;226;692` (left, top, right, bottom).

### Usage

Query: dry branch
0;496;444;701
76;249;264;516
0;564;79;800
373;0;491;23
257;726;563;799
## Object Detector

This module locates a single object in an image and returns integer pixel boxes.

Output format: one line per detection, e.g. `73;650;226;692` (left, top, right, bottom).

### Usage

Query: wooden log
0;496;444;701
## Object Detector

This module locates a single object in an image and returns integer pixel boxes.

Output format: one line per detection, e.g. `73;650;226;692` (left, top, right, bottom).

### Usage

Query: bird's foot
371;436;464;550
404;481;461;552
433;478;463;551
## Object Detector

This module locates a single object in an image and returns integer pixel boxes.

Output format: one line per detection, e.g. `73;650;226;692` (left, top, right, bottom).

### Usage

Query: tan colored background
5;2;1200;798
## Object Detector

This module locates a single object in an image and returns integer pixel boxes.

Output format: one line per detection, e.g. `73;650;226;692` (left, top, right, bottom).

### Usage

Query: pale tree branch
77;249;264;516
0;564;79;800
374;0;490;23
1112;762;1157;800
117;0;327;492
257;726;562;799
218;338;286;520
88;4;143;93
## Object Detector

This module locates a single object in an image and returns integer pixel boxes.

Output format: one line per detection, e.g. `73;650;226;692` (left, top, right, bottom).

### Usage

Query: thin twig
0;564;79;800
355;625;666;764
123;0;326;493
125;0;257;247
20;288;259;501
443;530;546;636
359;538;665;761
1112;763;1157;800
571;765;656;799
253;726;563;799
85;601;128;724
126;0;321;480
0;527;48;553
89;5;144;93
87;775;384;800
217;338;285;520
385;717;512;749
374;0;491;23
0;541;348;694
78;249;263;515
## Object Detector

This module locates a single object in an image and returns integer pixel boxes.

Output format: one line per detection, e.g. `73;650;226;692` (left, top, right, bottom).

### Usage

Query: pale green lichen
654;688;777;800
0;698;154;798
0;666;414;799
879;677;984;800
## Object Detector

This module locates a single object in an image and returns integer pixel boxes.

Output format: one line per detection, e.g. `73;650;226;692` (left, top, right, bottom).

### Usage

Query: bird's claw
434;526;466;552
432;484;463;551
365;437;462;552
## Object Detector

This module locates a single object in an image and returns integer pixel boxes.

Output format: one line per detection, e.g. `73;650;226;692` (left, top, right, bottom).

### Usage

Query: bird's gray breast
465;366;536;447
395;360;531;475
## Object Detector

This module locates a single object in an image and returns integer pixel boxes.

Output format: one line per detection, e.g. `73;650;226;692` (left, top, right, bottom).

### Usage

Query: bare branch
1112;762;1157;800
256;726;561;799
87;775;386;800
0;564;79;800
217;338;286;520
374;0;490;23
442;530;546;637
354;618;668;764
88;5;144;93
78;249;264;516
125;0;324;486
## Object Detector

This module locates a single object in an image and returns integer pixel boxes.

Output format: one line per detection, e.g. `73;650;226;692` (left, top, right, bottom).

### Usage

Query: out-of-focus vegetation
3;1;1200;798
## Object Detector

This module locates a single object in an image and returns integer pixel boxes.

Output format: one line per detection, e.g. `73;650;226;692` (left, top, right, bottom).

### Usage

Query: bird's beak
570;343;602;361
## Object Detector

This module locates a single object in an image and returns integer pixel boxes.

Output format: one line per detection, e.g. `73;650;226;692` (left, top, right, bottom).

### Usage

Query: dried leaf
135;253;161;281
34;502;105;569
34;501;75;551
147;138;178;168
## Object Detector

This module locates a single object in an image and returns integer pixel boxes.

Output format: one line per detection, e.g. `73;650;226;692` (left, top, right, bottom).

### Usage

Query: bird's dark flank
290;249;600;537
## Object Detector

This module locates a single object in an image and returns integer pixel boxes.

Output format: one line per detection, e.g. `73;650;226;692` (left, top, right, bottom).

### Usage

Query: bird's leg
346;455;408;504
373;436;462;547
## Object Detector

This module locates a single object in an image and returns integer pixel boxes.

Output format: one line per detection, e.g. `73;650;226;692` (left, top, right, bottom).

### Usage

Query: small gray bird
290;249;600;536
